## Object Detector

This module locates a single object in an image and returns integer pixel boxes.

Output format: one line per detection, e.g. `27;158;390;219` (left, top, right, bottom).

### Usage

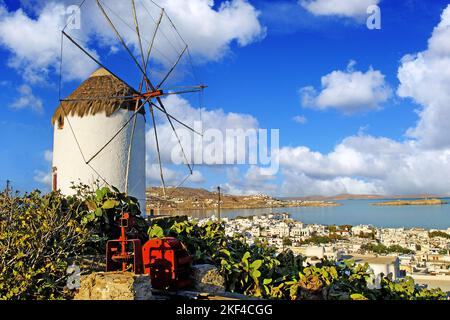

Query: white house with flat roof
340;254;401;289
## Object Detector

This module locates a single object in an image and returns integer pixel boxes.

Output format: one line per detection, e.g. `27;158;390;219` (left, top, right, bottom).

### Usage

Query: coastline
372;198;446;206
149;201;341;213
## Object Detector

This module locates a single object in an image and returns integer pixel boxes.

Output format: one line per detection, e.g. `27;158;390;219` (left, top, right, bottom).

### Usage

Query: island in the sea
146;187;340;212
372;198;446;206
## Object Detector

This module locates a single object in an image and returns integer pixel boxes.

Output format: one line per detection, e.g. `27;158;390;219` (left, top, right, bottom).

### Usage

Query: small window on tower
58;116;64;129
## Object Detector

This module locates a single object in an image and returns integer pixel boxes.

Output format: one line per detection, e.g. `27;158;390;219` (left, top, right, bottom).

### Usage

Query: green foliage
0;190;92;299
2;184;445;301
380;276;447;300
429;231;450;239
148;219;447;300
0;184;148;300
300;235;333;245
282;237;292;246
73;183;148;248
148;225;164;239
361;243;414;255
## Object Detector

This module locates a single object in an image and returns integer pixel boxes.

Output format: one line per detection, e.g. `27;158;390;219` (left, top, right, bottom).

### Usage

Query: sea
173;198;450;230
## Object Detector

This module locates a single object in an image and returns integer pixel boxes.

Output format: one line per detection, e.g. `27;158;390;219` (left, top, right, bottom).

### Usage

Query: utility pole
4;180;11;196
217;186;221;222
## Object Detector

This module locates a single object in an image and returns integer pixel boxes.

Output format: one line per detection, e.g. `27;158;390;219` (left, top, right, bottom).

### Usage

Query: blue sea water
183;198;450;230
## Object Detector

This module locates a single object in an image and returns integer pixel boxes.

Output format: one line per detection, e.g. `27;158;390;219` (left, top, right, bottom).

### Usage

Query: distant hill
145;187;339;211
147;187;218;199
146;187;447;201
281;193;448;201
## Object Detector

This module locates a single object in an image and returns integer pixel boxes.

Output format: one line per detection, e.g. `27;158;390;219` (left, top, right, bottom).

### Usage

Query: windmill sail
55;0;205;214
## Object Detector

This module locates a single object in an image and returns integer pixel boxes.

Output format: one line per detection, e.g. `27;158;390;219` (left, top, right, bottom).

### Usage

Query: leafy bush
149;219;447;300
73;183;149;250
361;243;414;255
0;185;148;300
299;235;333;245
429;231;450;239
0;190;92;299
1;186;446;301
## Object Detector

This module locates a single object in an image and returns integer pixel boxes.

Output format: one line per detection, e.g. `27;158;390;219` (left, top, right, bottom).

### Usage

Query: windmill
52;0;205;213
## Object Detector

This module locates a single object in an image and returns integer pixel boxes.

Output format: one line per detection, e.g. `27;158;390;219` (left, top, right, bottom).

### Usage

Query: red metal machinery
106;212;143;273
106;213;192;290
142;237;192;290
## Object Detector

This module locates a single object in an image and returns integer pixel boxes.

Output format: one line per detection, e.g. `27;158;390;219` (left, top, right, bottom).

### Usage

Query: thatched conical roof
52;68;144;125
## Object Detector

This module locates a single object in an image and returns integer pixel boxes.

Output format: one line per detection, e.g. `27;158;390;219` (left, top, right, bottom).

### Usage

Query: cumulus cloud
281;173;380;197
44;150;53;162
0;0;265;84
300;61;392;114
397;5;450;149
300;0;380;19
153;0;266;60
149;5;450;197
33;170;52;187
293;115;307;124
220;166;278;195
277;134;450;197
146;162;204;186
0;2;98;83
145;94;258;186
146;94;259;165
33;149;53;189
10;84;44;113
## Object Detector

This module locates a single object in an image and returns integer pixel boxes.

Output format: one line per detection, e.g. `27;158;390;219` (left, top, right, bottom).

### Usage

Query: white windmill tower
51;68;147;209
52;0;205;214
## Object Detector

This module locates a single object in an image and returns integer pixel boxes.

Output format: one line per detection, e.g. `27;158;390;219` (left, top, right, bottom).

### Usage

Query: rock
191;264;225;293
74;272;153;300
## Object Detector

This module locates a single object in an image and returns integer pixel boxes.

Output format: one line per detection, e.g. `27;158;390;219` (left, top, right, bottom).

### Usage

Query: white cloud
0;2;98;83
0;0;265;84
300;61;392;114
397;5;450;149
33;170;52;187
146;94;259;166
277;134;450;197
145;161;204;186
154;0;266;61
300;0;380;19
10;84;44;113
145;94;258;186
44;150;53;162
221;166;278;195
293;115;307;124
281;173;380;197
33;149;52;189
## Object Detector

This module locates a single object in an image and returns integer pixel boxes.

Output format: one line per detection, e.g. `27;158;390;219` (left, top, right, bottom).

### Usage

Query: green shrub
429;231;450;239
0;190;92;299
361;243;414;255
0;185;148;300
149;219;447;300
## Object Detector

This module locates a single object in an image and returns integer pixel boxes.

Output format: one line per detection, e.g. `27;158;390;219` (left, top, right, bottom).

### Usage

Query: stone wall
74;272;153;300
191;264;226;293
74;264;229;300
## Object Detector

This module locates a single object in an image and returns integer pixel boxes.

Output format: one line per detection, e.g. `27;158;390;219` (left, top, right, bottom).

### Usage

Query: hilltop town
202;213;450;291
146;187;340;212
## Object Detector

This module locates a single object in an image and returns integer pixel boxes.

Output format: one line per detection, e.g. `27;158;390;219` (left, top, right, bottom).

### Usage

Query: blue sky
1;0;450;197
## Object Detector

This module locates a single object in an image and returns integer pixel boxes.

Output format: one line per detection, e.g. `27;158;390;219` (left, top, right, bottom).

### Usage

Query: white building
341;254;401;288
52;68;146;211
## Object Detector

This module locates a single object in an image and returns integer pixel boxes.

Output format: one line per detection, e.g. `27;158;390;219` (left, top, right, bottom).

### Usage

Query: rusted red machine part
142;237;192;290
106;212;143;273
105;213;192;290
